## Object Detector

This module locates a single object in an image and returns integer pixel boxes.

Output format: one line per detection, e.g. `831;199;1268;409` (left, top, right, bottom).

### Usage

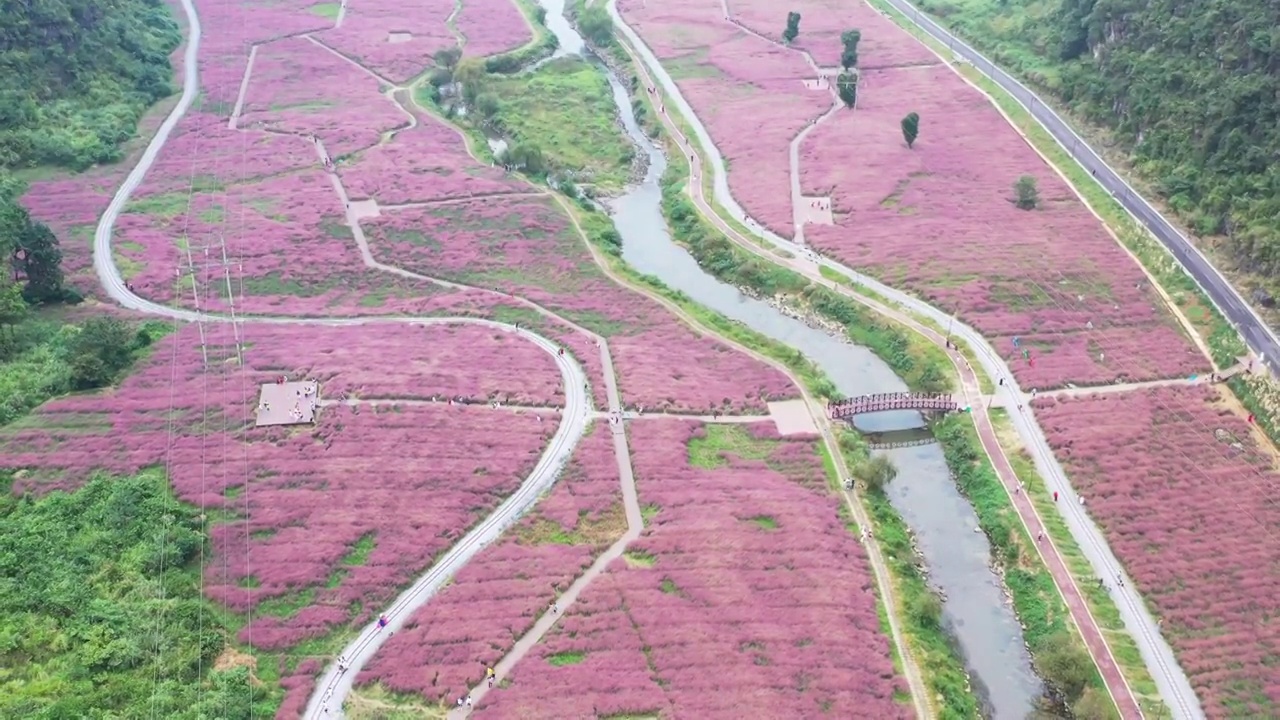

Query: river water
530;3;1044;716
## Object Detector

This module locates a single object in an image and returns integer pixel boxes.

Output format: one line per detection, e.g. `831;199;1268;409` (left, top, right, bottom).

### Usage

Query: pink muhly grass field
726;0;935;69
480;419;907;718
316;0;457;83
115;158;460;317
337;118;525;204
190;0;335;105
239;37;410;158
0;322;567;491
455;0;532;58
1034;387;1280;717
22;181;112;290
799;62;1205;387
365;196;797;412
0;321;569;707
356;421;622;703
619;0;829;238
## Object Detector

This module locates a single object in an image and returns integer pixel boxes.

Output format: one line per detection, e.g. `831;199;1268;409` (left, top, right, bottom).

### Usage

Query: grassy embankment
485;57;637;193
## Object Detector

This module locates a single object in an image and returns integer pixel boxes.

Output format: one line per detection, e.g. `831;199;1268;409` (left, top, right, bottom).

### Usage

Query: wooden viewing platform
255;380;320;427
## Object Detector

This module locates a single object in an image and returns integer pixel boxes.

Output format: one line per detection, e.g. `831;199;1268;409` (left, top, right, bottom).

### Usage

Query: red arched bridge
828;392;959;420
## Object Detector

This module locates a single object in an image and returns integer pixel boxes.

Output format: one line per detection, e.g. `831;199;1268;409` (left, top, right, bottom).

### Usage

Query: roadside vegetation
0;312;173;426
902;0;1280;312
932;416;1117;718
0;468;276;718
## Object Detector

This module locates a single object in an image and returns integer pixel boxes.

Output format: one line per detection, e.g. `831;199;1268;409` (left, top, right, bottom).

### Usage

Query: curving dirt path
603;1;1200;716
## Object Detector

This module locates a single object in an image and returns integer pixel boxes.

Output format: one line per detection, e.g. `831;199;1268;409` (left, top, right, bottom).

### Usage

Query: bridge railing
827;392;959;418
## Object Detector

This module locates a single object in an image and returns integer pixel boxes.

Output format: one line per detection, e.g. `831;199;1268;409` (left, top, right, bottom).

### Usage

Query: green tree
840;29;861;69
0;275;26;344
1036;631;1094;704
900;111;919;148
67;316;136;389
837;72;858;108
475;93;501;120
498;143;548;175
782;11;802;43
454;58;488;106
579;5;615;46
1014;175;1040;210
853;454;898;491
433;46;462;71
1071;687;1118;720
15;219;64;304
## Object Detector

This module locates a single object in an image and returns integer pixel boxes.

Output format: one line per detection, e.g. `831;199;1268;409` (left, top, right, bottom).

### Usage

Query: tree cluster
0;0;180;170
0;470;278;718
577;4;615;47
1;173;69;305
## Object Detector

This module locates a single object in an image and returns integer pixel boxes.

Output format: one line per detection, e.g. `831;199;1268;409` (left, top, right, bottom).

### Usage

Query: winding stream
530;3;1045;716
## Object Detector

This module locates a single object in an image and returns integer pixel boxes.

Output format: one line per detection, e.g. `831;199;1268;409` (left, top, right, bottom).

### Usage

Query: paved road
609;3;1204;717
877;0;1276;372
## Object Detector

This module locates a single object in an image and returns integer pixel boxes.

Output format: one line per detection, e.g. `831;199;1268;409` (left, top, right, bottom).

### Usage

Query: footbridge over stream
828;392;959;420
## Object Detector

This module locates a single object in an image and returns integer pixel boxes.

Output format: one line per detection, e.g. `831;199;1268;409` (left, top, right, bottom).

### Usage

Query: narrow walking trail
608;2;1172;716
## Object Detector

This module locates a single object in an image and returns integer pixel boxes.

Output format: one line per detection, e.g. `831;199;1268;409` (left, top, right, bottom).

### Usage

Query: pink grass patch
1034;387;1280;717
625;0;1204;387
113;153;458;316
480;419;907;718
357;421;622;702
726;0;936;69
21;181;110;290
364;196;797;412
0;322;567;491
316;0;457;83
337;115;524;204
240;37;410;158
456;0;532;58
192;0;336;113
798;62;1206;386
0;321;570;702
618;0;830;238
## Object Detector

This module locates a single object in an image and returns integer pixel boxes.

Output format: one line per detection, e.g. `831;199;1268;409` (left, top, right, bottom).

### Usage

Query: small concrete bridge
828;392;959;420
